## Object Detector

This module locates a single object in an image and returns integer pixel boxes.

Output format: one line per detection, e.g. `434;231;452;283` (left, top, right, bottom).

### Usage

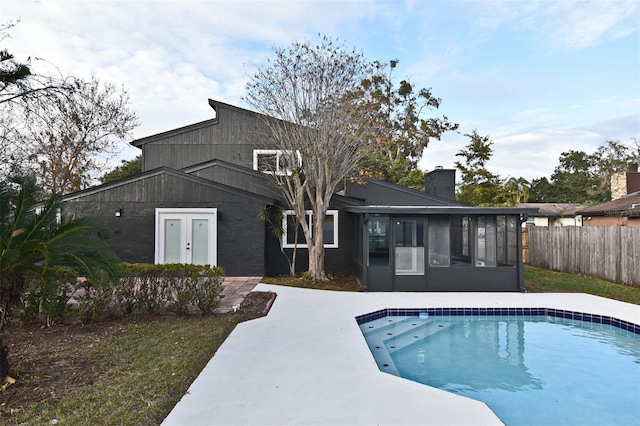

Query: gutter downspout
362;214;369;291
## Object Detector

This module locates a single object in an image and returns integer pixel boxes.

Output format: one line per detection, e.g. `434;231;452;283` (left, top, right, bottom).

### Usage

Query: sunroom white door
155;208;217;265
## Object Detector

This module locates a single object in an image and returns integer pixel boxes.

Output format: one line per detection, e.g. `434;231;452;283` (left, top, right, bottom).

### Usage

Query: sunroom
346;206;537;292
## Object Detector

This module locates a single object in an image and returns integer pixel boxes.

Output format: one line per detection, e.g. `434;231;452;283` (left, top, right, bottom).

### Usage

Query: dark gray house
62;99;536;291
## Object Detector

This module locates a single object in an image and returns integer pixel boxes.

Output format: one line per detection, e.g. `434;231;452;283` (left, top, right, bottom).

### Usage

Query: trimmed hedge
116;263;224;316
19;263;225;325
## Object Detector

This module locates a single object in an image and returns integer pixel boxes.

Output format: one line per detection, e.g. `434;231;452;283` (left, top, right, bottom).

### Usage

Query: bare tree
1;23;138;193
245;36;374;280
11;77;139;194
1;22;78;180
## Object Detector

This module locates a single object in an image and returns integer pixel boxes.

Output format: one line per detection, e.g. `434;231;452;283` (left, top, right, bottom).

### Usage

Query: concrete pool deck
162;285;640;426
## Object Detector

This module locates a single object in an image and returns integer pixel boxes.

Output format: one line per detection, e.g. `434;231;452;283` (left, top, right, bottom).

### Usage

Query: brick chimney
611;161;640;199
627;161;640;194
424;167;456;201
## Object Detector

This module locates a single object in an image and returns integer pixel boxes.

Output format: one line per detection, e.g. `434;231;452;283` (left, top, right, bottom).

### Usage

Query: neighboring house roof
577;192;640;217
517;203;583;217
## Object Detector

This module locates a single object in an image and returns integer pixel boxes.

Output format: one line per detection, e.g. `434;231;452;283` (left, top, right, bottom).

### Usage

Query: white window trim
253;149;302;176
282;209;339;249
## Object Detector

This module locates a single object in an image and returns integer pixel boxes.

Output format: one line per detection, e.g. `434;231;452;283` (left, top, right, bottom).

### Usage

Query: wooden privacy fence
527;226;640;287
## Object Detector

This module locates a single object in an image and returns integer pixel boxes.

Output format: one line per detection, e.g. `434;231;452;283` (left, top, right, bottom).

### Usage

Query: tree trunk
308;210;327;281
0;337;8;382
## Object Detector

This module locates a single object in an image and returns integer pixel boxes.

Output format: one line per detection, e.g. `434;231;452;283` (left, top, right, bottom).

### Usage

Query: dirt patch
261;274;362;292
238;291;277;321
0;290;275;418
1;320;127;416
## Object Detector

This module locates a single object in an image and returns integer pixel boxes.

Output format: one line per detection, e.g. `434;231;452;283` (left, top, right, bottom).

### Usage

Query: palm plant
1;176;121;379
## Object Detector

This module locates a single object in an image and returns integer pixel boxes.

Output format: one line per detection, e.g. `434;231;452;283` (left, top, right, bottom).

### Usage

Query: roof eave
345;205;539;215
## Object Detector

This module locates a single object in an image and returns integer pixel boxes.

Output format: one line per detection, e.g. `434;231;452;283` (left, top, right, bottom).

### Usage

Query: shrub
119;263;225;315
193;266;224;315
18;263;225;322
126;263;169;314
114;269;138;315
74;269;117;322
19;266;76;326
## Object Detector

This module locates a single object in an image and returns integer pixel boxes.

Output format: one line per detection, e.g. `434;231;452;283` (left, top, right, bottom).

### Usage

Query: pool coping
162;286;640;426
356;307;640;334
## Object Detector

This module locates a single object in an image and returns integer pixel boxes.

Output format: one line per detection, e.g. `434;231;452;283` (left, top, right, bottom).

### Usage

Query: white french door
155;208;217;265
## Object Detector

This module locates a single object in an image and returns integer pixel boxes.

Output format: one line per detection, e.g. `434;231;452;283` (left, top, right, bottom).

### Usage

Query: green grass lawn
8;267;639;425
9;315;243;426
524;265;640;305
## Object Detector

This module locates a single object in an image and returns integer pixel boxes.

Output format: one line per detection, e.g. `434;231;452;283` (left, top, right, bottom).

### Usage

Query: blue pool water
359;313;640;426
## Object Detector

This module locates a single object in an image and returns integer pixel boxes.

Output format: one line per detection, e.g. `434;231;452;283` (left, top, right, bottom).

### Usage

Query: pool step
360;317;423;375
360;317;423;340
360;317;455;376
383;321;455;355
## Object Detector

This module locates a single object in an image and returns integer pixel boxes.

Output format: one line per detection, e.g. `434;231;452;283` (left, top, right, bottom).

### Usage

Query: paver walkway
213;276;262;313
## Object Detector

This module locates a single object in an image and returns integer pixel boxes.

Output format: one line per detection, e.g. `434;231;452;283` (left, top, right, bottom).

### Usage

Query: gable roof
130;118;219;148
346;178;464;207
62;167;278;205
130;99;268;148
345;178;538;215
577;192;640;216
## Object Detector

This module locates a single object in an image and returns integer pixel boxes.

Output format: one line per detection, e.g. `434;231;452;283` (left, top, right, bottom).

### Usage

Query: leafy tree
500;176;531;206
454;130;503;206
528;177;553;203
0;176;121;380
592;139;639;196
356;60;458;189
245;36;374;281
527;138;638;204
595;139;634;173
101;155;142;184
0;48;30;89
548;150;606;204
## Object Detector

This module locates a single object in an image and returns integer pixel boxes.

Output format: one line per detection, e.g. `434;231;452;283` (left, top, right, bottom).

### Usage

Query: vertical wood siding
142;105;272;172
528;226;640;287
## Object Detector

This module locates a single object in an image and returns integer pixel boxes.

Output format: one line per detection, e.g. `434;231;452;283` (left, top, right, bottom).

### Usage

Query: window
253;149;302;175
451;215;472;266
428;216;450;267
475;216;497;267
282;210;338;248
496;215;518;266
368;215;389;266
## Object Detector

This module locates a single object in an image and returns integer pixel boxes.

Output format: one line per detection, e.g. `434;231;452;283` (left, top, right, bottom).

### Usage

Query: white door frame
155;208;217;265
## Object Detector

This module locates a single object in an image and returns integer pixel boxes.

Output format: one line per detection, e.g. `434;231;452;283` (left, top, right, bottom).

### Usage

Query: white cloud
2;0;637;181
463;0;638;50
538;1;639;50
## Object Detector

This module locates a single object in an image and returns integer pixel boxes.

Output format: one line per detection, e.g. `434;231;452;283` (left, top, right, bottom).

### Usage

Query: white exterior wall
526;216;582;227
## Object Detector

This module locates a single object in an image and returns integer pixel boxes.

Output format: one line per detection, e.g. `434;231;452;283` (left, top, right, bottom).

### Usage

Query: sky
2;0;639;181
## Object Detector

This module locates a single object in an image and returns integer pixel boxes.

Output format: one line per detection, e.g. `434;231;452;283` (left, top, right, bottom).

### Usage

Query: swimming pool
358;308;640;426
